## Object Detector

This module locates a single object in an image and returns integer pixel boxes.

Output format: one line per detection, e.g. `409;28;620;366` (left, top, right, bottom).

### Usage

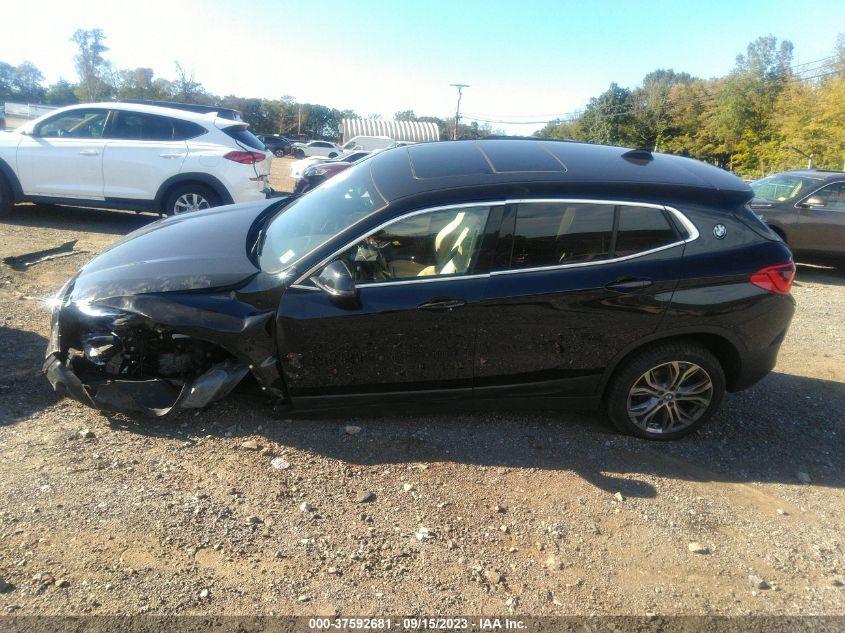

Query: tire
0;176;13;218
605;341;725;440
162;183;221;216
328;152;338;158
293;149;304;159
274;149;286;158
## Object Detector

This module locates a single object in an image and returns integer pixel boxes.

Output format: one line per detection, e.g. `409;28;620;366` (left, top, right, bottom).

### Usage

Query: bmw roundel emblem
713;224;727;239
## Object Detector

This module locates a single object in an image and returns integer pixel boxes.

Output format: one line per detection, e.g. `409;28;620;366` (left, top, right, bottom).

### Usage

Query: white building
341;118;440;144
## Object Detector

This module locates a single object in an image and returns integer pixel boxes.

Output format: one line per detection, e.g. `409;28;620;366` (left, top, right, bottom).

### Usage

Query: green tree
44;79;79;105
0;62;18;100
12;61;45;102
71;28;111;101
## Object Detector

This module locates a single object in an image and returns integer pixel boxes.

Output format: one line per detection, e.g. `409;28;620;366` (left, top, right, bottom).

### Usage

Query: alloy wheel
173;193;211;214
626;361;713;434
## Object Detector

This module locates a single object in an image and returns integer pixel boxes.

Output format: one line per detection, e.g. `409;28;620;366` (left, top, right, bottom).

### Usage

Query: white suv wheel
173;193;211;214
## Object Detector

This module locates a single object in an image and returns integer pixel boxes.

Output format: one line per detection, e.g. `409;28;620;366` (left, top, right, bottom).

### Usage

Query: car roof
780;169;845;181
368;139;754;206
40;102;238;127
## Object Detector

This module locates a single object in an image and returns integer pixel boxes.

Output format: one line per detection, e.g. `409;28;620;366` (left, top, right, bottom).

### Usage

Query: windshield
259;165;387;273
751;175;820;203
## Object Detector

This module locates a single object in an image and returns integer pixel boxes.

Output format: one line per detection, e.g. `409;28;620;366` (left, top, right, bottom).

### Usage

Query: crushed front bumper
43;353;249;417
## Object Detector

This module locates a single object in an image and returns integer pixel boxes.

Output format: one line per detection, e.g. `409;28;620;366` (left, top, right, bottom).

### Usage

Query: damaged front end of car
43;276;287;417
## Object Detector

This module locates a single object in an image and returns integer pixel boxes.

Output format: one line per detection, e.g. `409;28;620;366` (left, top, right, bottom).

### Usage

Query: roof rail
120;100;243;121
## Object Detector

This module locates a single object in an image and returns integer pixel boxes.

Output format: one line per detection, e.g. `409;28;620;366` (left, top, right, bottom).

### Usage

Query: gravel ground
0;158;843;617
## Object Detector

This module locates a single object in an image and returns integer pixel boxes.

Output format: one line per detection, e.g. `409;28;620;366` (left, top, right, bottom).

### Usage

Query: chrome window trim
793;181;845;211
293;198;699;286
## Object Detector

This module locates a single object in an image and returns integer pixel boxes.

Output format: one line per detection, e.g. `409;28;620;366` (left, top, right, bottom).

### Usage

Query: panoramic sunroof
408;142;492;179
479;140;566;173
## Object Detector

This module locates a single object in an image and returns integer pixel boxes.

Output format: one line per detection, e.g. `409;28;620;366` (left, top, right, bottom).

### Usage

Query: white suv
0;101;272;217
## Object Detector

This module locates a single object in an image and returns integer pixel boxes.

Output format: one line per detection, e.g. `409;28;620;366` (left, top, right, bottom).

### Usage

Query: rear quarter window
614;206;678;256
173;119;207;140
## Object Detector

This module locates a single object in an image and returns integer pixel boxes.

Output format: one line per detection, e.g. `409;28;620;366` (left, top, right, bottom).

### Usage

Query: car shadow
2;203;158;236
105;370;845;496
0;326;58;426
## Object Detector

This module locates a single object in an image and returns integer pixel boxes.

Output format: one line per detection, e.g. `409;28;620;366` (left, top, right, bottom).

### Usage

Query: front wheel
163;184;220;216
605;342;725;440
274;149;286;158
328;152;338;158
293;149;304;158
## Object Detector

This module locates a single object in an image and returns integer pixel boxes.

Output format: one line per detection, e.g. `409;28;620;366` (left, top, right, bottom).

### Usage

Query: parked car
0;101;272;217
293;151;373;194
257;134;293;157
340;135;394;152
749;169;845;261
289;150;372;180
43;139;795;440
290;140;340;159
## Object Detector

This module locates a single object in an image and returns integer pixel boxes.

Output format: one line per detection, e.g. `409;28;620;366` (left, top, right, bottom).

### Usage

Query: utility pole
450;83;469;140
297;103;302;136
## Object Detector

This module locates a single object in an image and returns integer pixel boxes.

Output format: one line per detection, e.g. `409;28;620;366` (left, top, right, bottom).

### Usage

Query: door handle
417;297;467;311
605;277;653;292
160;153;185;159
78;149;99;156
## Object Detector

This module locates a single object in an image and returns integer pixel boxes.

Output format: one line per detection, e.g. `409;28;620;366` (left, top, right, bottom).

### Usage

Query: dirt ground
1;157;844;618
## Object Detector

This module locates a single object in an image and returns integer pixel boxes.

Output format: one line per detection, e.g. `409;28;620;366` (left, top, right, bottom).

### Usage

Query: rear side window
614;206;677;256
512;203;614;268
109;111;174;140
223;125;265;150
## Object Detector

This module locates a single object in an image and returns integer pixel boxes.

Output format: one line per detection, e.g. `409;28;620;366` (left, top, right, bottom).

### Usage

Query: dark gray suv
750;170;845;261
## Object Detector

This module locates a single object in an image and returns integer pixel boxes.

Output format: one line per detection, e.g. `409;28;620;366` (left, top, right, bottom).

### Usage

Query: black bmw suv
44;140;795;440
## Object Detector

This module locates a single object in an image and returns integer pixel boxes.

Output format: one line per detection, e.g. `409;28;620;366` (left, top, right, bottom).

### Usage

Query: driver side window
37;109;108;138
340;206;491;283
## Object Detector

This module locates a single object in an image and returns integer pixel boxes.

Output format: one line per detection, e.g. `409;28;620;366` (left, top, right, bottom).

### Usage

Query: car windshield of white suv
751;175;820;202
259;165;387;274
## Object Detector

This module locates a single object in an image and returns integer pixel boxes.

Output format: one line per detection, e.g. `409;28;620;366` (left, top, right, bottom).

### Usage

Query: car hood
70;200;273;303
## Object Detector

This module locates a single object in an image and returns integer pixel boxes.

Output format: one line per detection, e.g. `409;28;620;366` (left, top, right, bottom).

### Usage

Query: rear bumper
731;340;782;391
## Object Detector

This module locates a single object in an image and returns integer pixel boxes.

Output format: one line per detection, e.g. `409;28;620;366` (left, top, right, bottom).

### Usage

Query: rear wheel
328;152;338;158
0;177;13;218
605;342;725;440
163;184;220;216
274;149;286;158
293;149;304;158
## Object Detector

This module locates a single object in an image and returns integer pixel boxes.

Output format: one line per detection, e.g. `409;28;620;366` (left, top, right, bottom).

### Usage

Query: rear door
474;200;686;399
102;111;189;200
17;107;108;199
793;182;845;255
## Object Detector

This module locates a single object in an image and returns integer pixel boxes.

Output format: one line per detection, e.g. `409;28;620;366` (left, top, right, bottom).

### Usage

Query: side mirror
799;196;825;208
311;260;358;305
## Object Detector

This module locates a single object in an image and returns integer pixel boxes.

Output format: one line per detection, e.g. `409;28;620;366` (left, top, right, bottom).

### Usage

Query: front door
277;204;499;405
17;108;108;199
474;200;684;398
793;182;845;255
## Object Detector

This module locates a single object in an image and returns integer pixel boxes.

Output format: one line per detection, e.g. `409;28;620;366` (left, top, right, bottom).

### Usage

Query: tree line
0;28;494;142
535;35;845;177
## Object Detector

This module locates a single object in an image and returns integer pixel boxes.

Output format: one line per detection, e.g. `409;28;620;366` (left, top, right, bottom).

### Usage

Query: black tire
293;149;304;159
274;149;286;158
605;341;725;440
0;176;13;219
162;183;221;216
328;152;338;158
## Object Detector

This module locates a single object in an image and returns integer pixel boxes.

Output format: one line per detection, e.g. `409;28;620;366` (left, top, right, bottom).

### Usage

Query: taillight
224;151;266;164
750;262;796;295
